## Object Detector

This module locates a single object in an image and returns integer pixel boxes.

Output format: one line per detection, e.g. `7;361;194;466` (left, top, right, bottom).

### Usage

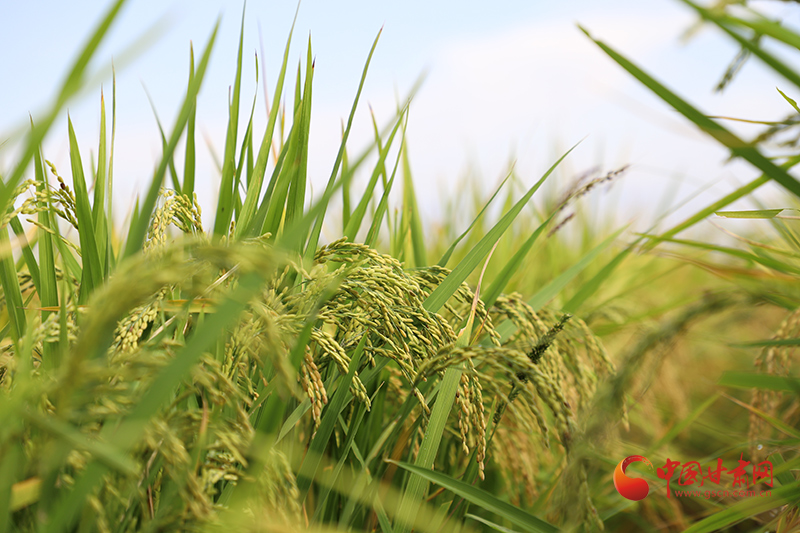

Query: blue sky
2;0;798;234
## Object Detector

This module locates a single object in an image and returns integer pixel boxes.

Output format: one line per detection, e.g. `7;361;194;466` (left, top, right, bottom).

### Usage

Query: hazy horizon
2;0;799;238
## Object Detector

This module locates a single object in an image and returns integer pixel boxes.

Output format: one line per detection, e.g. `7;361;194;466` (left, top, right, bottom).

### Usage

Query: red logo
614;455;653;501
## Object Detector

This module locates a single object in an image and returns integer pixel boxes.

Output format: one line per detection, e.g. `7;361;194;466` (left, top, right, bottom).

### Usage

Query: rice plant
0;3;634;532
581;1;800;531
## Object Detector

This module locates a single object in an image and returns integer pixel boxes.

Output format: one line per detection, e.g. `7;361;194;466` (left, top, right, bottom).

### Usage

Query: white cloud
329;7;797;229
15;1;796;236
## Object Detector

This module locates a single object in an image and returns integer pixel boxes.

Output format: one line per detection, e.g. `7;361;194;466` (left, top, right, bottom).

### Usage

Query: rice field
1;1;799;532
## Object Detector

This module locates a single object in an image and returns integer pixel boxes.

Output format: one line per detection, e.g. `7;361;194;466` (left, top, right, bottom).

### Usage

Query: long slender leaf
143;88;182;194
123;20;219;258
562;240;634;314
482;214;554;311
646;234;800;275
94;90;109;271
659;175;769;242
35;147;59;369
304;29;382;257
0;230;26;343
466;513;523;533
184;44;197;197
394;362;463;533
343;109;407;242
707;8;800;50
262;106;305;238
681;480;800;533
389;461;559;533
646;393;720;455
68;117;103;302
424;145;577;314
106;68;117;271
718;372;800;392
401;144;427;267
9;217;39;296
715;209;786;218
213;6;246;236
769;453;797;487
438;170;513;268
284;40;314;247
366;119;406;248
581;26;800;199
731;338;800;348
528;226;626;311
682;0;800;91
236;9;298;239
311;400;370;521
777;87;800;114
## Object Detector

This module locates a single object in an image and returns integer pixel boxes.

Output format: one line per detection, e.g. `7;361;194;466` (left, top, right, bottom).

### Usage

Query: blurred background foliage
1;1;799;532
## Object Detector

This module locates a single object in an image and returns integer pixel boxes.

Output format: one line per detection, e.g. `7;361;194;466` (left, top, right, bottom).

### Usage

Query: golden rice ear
144;188;205;253
750;307;800;461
